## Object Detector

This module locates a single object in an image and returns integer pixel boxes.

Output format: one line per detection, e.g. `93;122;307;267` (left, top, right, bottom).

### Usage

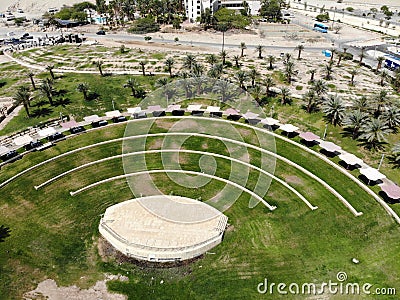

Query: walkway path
3;51;169;76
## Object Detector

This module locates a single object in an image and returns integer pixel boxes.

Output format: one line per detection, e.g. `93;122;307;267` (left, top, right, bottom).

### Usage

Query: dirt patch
282;175;304;185
98;237;200;269
23;275;128;300
147;138;163;150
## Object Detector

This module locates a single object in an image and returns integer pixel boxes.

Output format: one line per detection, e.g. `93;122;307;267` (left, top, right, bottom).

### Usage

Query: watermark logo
257;272;396;296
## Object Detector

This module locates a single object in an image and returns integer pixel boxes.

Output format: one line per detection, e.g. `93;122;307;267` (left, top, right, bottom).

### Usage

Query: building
185;0;261;23
99;196;228;262
185;0;219;23
219;0;261;16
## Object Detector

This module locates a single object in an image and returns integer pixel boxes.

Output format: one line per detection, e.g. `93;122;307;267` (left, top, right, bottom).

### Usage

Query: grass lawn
0;73;162;135
0;119;399;299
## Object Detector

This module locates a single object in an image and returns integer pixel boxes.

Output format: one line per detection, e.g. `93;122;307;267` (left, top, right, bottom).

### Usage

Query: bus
384;55;400;71
314;23;328;33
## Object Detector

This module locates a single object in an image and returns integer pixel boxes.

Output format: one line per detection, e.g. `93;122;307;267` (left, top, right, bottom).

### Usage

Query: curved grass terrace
0;117;399;299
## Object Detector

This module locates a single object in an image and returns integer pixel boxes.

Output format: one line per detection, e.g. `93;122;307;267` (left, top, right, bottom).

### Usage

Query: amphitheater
99;195;228;262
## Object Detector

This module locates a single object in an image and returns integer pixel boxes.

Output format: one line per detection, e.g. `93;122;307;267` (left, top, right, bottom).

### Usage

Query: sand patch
24;274;128;300
282;175;304;185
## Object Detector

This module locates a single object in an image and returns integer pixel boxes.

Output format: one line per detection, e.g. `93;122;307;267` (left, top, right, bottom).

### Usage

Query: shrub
316;13;329;22
128;17;160;34
346;7;354;12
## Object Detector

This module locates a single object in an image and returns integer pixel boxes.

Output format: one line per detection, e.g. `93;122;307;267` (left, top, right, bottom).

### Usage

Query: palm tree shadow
31;107;53;118
33;99;49;107
387;155;400;169
54;97;71;107
55;89;68;97
87;92;100;101
358;140;387;151
340;127;357;139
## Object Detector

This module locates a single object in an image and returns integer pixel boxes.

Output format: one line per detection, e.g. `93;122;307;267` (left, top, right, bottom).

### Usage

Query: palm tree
322;95;346;126
392;142;400;162
382;105;400;131
39;80;55;106
343;110;369;139
208;63;223;78
295;44;304;60
267;55;276;70
283;53;292;65
255;45;264;59
329;48;335;62
193;76;207;95
359;46;366;65
380;70;388;86
156;77;169;87
307;69;317;82
353;96;370;112
220;50;228;65
284;61;296;83
303;89;319;113
233;55;240;68
94;60;104;76
205;54;218;66
264;75;275;96
191;62;204;77
373;90;389;117
280;87;291;105
124;78;140;97
239;42;247;57
178;78;193;98
13;86;31;117
76;82;90;101
394;69;400;92
349;69;358;85
311;79;328;97
139;60;147;76
183;54;196;71
235;70;247;89
336;52;343;67
250;85;264;104
0;225;11;243
213;79;231;102
359;118;391;150
164;57;175;77
27;72;36;90
376;56;385;72
46;65;55;80
324;62;334;80
248;68;259;87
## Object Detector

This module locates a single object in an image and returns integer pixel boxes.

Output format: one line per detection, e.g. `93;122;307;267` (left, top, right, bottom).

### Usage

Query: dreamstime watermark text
257;272;396;296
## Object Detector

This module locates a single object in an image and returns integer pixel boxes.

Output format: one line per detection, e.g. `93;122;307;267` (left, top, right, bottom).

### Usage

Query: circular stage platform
99;195;228;262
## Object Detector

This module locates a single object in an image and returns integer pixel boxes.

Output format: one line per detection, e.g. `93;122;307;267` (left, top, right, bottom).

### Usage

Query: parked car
96;30;106;35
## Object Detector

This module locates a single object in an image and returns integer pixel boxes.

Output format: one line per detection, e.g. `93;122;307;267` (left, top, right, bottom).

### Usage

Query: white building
185;0;219;23
219;0;261;16
185;0;261;23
